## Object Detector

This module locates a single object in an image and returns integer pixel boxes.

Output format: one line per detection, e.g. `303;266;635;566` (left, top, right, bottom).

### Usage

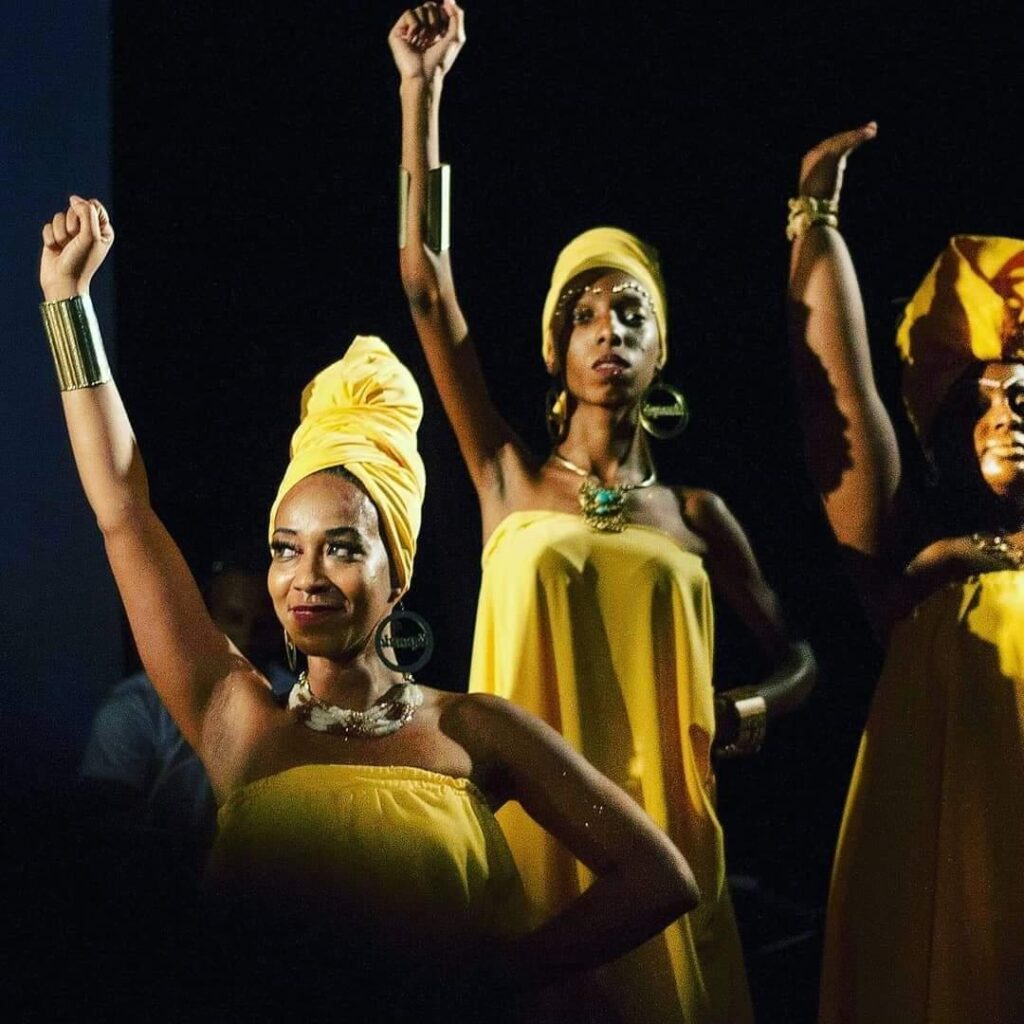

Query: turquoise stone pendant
579;480;628;532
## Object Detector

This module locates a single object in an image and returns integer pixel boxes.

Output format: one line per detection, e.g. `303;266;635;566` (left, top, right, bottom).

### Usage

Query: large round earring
374;606;435;677
639;378;690;439
284;629;299;673
545;387;568;443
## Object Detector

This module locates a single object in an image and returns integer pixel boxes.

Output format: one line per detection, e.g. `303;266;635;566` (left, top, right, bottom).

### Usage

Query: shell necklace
288;672;424;738
553;452;657;533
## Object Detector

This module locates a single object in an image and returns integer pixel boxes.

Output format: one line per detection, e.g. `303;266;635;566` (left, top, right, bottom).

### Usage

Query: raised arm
389;4;521;494
39;198;270;777
447;694;698;982
787;125;903;607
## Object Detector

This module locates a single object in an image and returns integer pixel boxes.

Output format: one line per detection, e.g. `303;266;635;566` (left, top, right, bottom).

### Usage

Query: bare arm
39;199;270;777
685;489;817;739
390;4;521;493
787;125;903;608
447;694;698;981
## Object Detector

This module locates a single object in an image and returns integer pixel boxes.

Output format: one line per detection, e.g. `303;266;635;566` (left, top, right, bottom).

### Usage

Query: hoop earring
639;378;689;440
284;629;298;673
374;605;435;677
545;387;568;443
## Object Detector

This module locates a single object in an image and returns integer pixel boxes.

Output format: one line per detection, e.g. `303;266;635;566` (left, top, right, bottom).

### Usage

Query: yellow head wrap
541;226;668;370
268;336;426;592
898;235;1024;439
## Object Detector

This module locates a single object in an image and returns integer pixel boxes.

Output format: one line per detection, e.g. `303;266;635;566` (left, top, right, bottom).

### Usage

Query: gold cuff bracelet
40;294;111;391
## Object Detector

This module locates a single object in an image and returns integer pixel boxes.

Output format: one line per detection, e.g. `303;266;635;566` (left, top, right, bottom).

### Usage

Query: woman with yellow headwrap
788;125;1024;1023
37;196;701;1021
391;6;817;1022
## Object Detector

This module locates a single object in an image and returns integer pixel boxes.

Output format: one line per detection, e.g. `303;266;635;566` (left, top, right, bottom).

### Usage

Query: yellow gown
205;763;531;1019
469;510;753;1024
820;572;1024;1024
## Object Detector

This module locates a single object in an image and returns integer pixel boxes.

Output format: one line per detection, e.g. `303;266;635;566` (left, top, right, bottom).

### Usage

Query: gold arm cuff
40;295;111;391
717;694;767;758
786;195;839;242
427;163;451;253
398;166;411;250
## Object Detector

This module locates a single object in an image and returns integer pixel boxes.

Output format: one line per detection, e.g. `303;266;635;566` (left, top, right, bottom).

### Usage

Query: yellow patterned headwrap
268;336;426;592
898;235;1024;439
541;226;668;370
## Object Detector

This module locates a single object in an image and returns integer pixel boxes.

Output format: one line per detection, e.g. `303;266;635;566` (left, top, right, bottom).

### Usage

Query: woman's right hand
39;196;114;302
388;2;466;84
798;122;877;202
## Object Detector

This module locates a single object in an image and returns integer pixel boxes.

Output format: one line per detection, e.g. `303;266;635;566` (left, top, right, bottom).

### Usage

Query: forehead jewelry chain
554;280;658;320
288;672;424;737
553;452;656;533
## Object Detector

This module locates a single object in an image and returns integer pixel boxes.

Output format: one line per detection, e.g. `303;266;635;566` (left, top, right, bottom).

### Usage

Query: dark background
7;1;1024;1019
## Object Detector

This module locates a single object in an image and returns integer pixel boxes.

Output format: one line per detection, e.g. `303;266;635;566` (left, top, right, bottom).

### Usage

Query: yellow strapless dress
207;763;528;944
469;510;752;1024
820;572;1024;1024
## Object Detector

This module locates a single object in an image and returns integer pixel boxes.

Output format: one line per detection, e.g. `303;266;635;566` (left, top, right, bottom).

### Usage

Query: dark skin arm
391;2;527;508
444;693;699;983
786;125;907;630
683;489;817;744
40;198;276;796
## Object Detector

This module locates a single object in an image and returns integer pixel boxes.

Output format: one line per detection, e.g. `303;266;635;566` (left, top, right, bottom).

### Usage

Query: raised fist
388;2;465;83
39;196;114;302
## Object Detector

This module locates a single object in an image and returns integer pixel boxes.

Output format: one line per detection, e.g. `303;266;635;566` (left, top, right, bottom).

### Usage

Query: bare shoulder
433;689;529;737
675;486;733;534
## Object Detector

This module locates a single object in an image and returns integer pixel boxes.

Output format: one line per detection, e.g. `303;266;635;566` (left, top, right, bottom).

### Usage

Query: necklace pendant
579;480;628;533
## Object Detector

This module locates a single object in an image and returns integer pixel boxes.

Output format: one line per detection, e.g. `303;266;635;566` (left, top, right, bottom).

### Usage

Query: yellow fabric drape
268;335;426;591
897;235;1024;439
820;572;1024;1024
208;763;529;942
469;510;752;1024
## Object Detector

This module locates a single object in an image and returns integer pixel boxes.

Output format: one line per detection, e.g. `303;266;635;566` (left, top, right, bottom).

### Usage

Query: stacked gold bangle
786;196;839;241
716;693;768;759
397;164;451;253
40;295;111;391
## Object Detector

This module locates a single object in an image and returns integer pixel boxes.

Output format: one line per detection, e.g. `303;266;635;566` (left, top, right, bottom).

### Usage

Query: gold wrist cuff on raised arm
717;694;768;759
786;196;839;242
398;166;411;250
427;163;451;253
40;294;111;391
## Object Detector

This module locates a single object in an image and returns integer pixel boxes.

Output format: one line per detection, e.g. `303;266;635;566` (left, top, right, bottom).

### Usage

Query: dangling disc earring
639;378;690;439
374;604;435;677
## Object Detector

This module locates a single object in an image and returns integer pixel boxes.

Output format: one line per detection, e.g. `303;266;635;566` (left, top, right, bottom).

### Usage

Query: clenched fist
389;2;465;83
40;196;114;302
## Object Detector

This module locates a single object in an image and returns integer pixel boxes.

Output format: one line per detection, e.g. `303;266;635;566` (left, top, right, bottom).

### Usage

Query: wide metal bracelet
40;294;110;391
717;694;767;759
427;163;451;253
398;166;411;250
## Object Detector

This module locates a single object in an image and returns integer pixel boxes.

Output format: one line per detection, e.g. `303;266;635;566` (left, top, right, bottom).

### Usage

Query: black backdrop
39;0;1017;1016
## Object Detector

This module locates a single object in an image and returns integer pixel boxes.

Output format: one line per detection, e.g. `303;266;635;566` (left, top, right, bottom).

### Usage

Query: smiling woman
37;198;703;1020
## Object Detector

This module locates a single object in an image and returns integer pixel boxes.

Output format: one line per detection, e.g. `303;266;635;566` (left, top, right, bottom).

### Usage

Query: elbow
95;494;151;538
639;846;701;923
402;277;443;319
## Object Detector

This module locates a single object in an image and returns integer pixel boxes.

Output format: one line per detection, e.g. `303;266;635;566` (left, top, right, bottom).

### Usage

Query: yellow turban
898;235;1024;439
541;226;668;369
268;336;426;592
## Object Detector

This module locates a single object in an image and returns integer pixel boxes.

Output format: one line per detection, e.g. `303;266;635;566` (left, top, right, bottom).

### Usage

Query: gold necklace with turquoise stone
553;453;657;533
